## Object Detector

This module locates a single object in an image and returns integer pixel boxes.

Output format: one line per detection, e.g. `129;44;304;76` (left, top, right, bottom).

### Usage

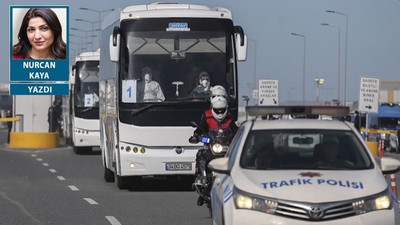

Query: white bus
66;50;101;154
99;3;247;189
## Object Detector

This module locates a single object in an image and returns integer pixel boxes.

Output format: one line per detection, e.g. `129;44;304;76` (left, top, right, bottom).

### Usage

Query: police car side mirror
208;157;230;175
380;157;400;174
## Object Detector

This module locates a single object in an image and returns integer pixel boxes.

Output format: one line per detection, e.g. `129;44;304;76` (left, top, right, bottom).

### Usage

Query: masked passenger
191;71;211;97
137;67;165;102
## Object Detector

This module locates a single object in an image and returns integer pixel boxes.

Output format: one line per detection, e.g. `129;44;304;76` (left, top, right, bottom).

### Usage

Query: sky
4;0;400;105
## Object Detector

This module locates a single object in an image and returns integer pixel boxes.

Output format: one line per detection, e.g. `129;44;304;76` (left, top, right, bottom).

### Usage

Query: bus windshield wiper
129;102;186;116
82;107;97;114
177;95;209;101
130;104;157;116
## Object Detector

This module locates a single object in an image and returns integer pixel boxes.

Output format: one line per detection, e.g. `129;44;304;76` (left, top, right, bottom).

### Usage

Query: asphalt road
0;129;210;225
1;128;400;225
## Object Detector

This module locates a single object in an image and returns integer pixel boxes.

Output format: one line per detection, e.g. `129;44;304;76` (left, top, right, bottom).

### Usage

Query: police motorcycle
189;121;232;211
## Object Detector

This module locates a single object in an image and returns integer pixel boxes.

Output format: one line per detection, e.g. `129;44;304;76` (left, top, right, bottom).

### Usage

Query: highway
0;129;209;225
1;128;400;225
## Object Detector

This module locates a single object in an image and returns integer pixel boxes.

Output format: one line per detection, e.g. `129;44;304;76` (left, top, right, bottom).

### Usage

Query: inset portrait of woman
12;8;66;60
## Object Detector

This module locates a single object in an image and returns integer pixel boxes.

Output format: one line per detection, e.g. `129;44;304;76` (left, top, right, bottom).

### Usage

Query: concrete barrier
366;141;378;157
9;132;59;148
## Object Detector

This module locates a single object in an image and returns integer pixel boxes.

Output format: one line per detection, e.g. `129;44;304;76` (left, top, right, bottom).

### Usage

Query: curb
1;143;72;152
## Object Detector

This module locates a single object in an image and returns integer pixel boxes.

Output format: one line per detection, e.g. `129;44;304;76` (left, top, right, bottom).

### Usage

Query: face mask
201;80;209;88
144;74;151;82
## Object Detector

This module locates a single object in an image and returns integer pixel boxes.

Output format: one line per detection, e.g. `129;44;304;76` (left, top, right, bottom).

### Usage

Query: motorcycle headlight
211;143;228;154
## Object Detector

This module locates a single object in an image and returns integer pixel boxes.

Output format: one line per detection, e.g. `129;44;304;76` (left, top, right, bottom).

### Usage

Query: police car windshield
240;130;373;170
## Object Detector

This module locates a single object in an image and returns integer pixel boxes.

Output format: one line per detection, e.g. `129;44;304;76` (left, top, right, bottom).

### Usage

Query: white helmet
210;85;227;100
211;96;228;122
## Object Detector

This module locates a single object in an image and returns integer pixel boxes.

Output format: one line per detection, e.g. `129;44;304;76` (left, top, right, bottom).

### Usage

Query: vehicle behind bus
67;50;100;154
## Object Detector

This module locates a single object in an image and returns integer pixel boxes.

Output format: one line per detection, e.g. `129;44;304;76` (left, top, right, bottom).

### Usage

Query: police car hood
233;169;387;202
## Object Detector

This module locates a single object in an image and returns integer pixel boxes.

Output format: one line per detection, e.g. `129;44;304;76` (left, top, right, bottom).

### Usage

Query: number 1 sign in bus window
122;80;137;103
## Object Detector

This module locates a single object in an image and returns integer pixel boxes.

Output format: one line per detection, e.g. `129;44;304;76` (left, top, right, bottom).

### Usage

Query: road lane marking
49;169;57;173
36;158;43;162
105;216;122;225
42;163;49;167
57;176;65;181
68;185;79;191
31;154;37;157
83;198;98;205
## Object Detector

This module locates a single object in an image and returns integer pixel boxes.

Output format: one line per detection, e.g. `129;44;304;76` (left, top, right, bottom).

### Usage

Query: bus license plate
165;162;192;171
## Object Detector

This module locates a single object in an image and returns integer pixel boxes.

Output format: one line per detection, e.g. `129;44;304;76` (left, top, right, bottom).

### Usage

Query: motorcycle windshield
207;130;233;145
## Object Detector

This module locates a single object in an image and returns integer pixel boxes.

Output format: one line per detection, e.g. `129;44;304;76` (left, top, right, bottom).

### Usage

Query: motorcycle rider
189;87;238;206
190;85;233;143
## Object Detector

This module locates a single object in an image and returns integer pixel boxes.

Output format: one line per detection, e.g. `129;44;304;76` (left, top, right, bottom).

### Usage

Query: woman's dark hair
12;8;66;59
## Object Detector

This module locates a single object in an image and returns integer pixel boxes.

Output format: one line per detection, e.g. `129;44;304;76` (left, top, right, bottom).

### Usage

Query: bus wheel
65;137;72;146
73;146;91;154
115;174;130;189
104;166;114;182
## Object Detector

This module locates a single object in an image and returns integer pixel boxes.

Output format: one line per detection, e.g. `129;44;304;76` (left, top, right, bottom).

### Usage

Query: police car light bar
246;105;349;117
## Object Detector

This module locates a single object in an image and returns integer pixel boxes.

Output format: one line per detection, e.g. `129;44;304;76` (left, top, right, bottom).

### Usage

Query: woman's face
27;17;54;54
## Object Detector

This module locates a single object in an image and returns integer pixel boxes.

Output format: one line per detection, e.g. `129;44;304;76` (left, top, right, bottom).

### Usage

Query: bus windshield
119;18;236;104
74;60;100;109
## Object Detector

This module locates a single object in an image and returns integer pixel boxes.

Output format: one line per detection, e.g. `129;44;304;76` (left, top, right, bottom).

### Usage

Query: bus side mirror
110;26;120;62
235;33;247;61
70;65;76;84
234;26;247;61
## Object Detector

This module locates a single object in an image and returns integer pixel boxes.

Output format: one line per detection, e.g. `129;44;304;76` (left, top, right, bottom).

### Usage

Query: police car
209;106;400;225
